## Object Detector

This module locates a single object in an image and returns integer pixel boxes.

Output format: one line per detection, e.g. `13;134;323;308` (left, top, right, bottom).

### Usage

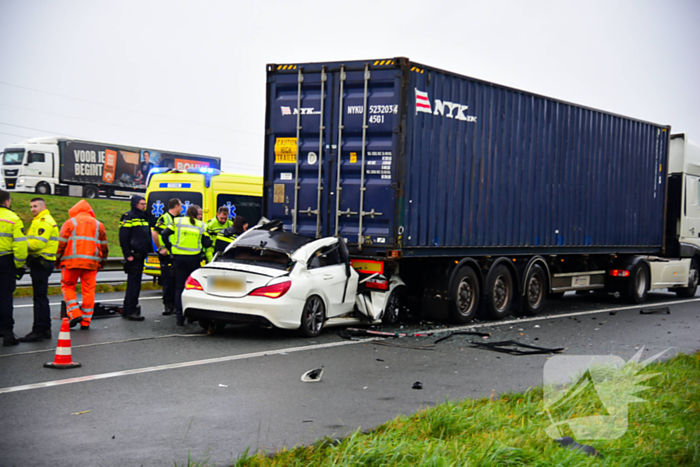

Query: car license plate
209;275;245;292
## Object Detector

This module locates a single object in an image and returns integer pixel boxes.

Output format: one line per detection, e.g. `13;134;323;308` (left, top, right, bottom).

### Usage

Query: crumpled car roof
233;229;313;254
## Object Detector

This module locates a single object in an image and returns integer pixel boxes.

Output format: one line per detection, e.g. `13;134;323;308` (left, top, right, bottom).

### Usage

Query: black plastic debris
373;341;434;351
337;329;358;340
412;381;423;390
346;328;407;338
640;307;670;315
433;331;491;344
555;436;603;458
301;367;324;383
469;340;564;355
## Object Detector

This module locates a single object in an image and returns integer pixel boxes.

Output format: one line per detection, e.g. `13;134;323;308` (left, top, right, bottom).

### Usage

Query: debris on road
555;436;603;457
346;328;407;338
640;307;671;315
373;341;434;351
412;381;423;390
433;331;491;344
71;410;91;415
301;367;324;383
469;340;564;355
218;384;228;388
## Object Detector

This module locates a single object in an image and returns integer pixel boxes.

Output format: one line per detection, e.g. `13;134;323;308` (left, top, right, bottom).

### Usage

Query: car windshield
234;229;313;254
215;246;293;271
2;150;24;166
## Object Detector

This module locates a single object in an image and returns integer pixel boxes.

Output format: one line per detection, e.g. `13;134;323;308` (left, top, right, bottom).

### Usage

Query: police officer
119;195;152;321
204;206;232;262
0;189;28;346
160;205;211;326
214;216;249;254
19;197;58;342
152;198;181;316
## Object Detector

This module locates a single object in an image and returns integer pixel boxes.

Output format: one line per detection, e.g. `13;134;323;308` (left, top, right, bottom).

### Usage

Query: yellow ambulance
144;168;263;276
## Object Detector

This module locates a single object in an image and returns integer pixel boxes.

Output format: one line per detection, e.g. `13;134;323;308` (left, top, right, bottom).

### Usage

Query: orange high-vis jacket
56;200;109;270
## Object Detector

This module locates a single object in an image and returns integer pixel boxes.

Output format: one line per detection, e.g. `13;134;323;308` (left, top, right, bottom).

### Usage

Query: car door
305;240;352;316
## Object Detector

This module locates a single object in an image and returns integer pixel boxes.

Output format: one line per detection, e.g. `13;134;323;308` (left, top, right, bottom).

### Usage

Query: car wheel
35;182;51;195
483;264;514;320
448;266;480;324
676;259;699;298
382;287;405;325
300;295;325;337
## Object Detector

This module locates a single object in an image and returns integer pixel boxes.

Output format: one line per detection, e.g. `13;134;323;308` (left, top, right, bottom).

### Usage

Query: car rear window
215;246;292;271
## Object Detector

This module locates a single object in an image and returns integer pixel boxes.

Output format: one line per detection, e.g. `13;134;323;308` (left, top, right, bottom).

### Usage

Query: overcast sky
0;0;698;174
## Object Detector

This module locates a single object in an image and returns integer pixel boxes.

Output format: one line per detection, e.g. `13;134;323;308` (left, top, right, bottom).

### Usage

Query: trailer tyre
484;264;514;320
676;259;699;298
516;264;546;316
449;266;480;324
83;185;99;199
625;263;649;304
35;182;51;195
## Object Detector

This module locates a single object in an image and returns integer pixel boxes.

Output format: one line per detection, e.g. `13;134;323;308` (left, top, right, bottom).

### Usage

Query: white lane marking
0;334;204;358
0;338;381;395
2;296;697;395
14;296;161;309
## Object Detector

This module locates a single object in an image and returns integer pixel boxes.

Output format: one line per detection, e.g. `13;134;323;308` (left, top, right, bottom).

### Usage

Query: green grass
9;192;130;258
191;352;699;467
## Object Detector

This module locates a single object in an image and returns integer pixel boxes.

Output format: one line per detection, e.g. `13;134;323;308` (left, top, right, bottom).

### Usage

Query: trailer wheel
83;185;99;199
484;264;514;320
676;259;699;298
35;182;51;195
449;266;480;324
626;263;649;304
517;264;546;316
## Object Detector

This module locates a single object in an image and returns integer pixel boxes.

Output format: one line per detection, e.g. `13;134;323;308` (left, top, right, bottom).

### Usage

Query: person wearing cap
0;189;28;346
56;200;109;330
119;195;152;321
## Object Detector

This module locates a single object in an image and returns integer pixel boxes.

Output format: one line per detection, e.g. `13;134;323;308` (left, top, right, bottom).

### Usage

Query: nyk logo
415;88;477;122
280;106;321;116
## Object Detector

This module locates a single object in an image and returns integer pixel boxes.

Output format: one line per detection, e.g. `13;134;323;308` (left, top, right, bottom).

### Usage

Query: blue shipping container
264;57;670;257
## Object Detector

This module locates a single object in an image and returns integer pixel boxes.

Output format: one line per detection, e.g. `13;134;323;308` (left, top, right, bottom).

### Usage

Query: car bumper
182;289;305;330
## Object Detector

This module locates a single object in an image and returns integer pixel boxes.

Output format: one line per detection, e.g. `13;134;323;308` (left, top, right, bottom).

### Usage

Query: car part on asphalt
469;340;564;355
301;367;324;382
345;328;407;338
372;341;435;351
640;307;671;315
412;381;423;390
433;330;491;344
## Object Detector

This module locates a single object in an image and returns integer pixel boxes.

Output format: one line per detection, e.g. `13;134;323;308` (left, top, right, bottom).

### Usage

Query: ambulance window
216;194;262;224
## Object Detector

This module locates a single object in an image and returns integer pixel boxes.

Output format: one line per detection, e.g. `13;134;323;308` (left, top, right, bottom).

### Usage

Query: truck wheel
626;264;649;304
449;266;480;323
83;185;99;199
382;287;406;325
484;264;514;320
517;264;546;316
35;182;51;195
676;259;699;298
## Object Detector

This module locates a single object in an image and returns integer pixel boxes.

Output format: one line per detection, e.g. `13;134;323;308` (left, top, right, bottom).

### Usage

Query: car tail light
249;281;291;299
185;276;203;290
609;269;630;277
365;276;389;290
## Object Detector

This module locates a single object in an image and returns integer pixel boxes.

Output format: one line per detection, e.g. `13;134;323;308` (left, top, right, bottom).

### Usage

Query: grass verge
10;192;130;258
209;352;699;467
13;281;161;298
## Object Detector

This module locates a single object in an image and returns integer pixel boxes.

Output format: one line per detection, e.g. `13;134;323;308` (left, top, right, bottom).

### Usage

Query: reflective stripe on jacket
0;206;28;269
154;212;176;247
206;217;232;236
56;200;109;270
27;209;59;261
119;209;152;257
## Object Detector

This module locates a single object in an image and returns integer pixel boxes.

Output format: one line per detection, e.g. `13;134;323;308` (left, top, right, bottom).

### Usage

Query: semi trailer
0;136;221;199
262;57;699;324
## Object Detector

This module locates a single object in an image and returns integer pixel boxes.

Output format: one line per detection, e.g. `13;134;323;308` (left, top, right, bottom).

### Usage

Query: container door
329;63;401;250
266;67;335;239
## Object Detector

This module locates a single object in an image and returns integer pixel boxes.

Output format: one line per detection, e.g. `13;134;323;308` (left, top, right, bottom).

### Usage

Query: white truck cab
1;136;60;194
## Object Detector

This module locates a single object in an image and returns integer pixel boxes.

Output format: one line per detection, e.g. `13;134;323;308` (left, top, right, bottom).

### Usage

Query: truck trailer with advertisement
0;136;221;198
263;57;700;324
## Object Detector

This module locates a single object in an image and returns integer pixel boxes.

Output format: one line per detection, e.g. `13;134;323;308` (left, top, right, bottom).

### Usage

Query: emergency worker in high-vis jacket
56;200;109;330
204;206;232;262
160;205;211;326
214;216;248;254
0;189;28;347
18;197;59;342
152;198;181;316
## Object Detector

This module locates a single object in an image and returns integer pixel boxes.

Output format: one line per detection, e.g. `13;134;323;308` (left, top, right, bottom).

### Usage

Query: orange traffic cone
44;318;81;369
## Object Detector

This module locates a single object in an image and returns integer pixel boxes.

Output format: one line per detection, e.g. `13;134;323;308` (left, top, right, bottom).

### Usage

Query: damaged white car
182;221;406;337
